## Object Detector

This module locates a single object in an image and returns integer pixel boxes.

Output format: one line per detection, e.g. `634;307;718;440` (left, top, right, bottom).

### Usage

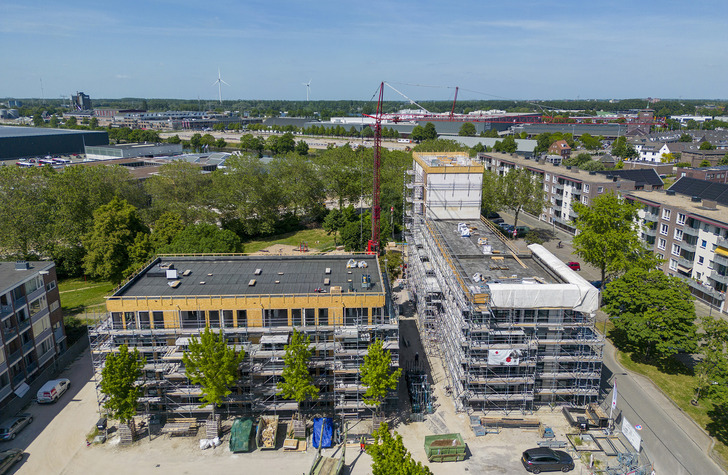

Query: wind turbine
212;68;230;104
303;79;311;101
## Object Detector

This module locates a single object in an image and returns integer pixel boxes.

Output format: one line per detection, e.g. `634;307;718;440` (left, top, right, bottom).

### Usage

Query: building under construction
89;254;398;420
404;152;603;413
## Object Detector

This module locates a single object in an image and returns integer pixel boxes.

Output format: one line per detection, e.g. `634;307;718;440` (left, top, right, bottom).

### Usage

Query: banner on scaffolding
487;349;520;366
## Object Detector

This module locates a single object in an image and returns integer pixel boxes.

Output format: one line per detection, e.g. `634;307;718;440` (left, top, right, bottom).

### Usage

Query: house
548;140;571;159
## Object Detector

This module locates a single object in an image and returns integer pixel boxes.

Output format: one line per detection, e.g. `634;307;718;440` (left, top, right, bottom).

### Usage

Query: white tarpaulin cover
488;349;520;366
487;244;599;313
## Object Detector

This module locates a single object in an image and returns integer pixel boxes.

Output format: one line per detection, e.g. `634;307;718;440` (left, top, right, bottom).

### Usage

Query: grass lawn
242;228;338;253
617;351;728;464
58;278;114;318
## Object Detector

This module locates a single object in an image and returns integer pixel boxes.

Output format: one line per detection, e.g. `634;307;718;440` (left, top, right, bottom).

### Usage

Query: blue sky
2;1;726;101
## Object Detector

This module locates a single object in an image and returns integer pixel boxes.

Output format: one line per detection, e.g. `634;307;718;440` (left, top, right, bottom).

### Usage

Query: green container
229;418;254;453
424;433;466;462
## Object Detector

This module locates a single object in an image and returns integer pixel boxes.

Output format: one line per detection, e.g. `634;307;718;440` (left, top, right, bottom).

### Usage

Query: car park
567;262;581;271
0;449;23;474
521;447;574;473
0;414;32;441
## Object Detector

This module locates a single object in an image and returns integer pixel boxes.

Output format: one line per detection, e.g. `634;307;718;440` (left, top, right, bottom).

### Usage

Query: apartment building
0;261;66;406
478;152;663;234
89;254;398;419
629;177;728;311
405;152;603;413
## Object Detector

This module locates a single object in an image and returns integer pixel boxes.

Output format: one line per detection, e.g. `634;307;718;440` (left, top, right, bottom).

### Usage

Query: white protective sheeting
487;244;599;313
487;349;520;366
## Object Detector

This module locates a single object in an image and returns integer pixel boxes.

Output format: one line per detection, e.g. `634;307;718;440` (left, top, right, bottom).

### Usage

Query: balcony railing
11;372;26;387
21;339;35;355
0;305;12;320
17;318;31;333
683;226;700;237
709;270;728;285
2;326;18;342
7;349;23;366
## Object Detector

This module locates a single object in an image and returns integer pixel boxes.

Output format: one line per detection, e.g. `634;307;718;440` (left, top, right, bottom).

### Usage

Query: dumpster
424;433;466;462
229;418;254;453
256;415;279;449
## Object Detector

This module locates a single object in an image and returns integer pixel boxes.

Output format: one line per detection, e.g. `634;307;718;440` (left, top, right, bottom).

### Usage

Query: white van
36;378;70;404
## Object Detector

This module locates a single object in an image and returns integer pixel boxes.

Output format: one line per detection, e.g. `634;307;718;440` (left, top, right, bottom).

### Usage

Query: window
263;309;288;327
669;259;678;271
138;311;150;329
544;184;548;192
49;300;59;312
658;238;666;250
674;229;683;241
223;310;234;327
208;310;220;328
29;295;47;317
677;213;686;225
552;186;556;193
671;244;680;256
545;174;550;181
701;240;707;249
552;176;557;183
32;314;51;337
660;224;669;235
291;309;302;326
153;311;164;329
656;253;663;261
237;310;247;327
305;308;316;326
582;196;588;205
24;276;43;295
46;281;56;292
662;209;671;221
584;184;590;193
318;308;329;326
698;256;704;265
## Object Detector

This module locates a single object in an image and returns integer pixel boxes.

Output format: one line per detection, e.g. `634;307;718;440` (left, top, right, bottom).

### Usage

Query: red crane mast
366;82;384;255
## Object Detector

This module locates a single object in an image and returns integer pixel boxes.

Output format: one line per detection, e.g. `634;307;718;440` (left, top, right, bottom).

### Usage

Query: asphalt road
502;210;726;475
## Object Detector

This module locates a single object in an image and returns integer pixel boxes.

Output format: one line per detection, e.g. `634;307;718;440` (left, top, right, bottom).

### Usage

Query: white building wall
426;172;483;220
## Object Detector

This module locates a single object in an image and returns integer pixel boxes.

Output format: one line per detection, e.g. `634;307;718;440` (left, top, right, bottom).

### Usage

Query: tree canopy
571;192;650;282
367;422;432;475
100;345;145;423
458;122;476;136
82;197;148;283
160;223;244;253
499;168;546;229
277;330;319;414
603;267;696;364
182;327;245;414
360;339;402;413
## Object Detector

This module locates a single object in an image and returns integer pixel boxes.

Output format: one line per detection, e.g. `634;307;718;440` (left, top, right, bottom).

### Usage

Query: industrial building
404;152;603;413
89;254;399;419
84;142;183;160
0;261;66;407
0;126;109;160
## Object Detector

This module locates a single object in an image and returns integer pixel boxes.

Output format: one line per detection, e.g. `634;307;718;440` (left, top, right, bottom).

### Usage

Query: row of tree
101;328;400;423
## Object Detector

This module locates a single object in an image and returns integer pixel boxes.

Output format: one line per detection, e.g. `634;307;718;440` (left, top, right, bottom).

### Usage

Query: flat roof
113;255;384;298
86;142;176;151
430;220;556;286
0;261;54;294
0;126;106;138
628;190;727;228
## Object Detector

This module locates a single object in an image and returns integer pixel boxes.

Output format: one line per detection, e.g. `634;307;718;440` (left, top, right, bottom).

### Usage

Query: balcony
718;236;728;248
7;349;22;366
2;326;18;342
11;372;26;387
643;227;657;237
0;305;12;320
17;318;31;334
681;240;697;252
25;361;38;375
13;296;26;309
21;339;35;355
683;226;700;237
714;252;728;267
709;270;728;285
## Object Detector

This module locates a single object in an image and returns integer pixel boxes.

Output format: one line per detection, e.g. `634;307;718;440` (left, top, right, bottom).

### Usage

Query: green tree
89;117;99;129
603;267;697;364
611;136;627;158
82;197;148;283
699;159;711;167
679;133;693;142
126;232;155;275
720;152;728;166
458;122;476;136
100;345;145;424
215;138;227;150
410;125;425;142
534;133;552;154
571;192;648;283
0;166;53;258
167;134;181;144
422;122;437;141
150;212;185;249
493;136;517;153
183;327;245;416
693;316;728;403
277;330;319;416
322;209;344;246
500;168;545;230
413;139;468;153
360;340;402;414
699;141;714;150
580;160;606;171
49;115;59;128
144;161;213;224
65;116;77;128
295;140;309;155
33;113;44;127
368;422;432;475
161;223;243;253
480;171;502;216
579;133;602;151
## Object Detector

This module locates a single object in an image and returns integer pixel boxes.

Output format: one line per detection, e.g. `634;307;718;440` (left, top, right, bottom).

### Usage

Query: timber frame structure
89;254;399;420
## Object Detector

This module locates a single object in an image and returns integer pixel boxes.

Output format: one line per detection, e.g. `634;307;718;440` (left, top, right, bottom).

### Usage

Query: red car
567;261;581;271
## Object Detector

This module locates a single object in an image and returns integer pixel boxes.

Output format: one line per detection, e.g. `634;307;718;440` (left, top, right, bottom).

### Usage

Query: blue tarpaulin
312;417;333;448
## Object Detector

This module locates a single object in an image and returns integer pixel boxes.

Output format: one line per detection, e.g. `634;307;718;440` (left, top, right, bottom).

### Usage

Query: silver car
0;414;33;441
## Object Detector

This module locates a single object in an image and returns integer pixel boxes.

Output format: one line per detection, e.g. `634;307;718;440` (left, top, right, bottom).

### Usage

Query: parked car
36;378;70;404
589;280;602;289
485;211;501;220
0;414;32;441
521;447;574;473
567;262;581;271
0;449;23;474
490;217;505;225
515;226;530;238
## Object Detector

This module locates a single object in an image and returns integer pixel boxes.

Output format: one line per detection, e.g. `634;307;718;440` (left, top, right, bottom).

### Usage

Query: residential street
502;210;726;475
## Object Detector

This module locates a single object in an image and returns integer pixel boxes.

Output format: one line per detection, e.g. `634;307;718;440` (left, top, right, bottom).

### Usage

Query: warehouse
0;126;108;160
405;152;603;413
89;254;399;420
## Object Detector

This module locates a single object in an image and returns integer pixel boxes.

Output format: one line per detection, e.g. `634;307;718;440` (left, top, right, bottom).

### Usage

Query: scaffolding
404;152;604;415
88;256;400;423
